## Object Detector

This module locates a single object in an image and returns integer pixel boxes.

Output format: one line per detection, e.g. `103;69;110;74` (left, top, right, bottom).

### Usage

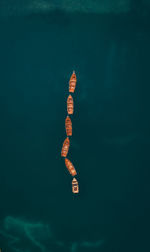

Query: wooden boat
65;116;72;136
65;158;77;176
61;137;70;157
69;71;77;93
67;95;73;115
72;178;79;193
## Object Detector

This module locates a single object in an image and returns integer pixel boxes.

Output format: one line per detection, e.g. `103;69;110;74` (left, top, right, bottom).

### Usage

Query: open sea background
0;1;150;251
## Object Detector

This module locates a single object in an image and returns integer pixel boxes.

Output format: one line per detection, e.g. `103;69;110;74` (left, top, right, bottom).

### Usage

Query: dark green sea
0;1;150;252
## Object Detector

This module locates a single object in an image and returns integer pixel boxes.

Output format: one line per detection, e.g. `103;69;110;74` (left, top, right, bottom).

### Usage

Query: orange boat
65;116;72;136
69;71;77;93
72;178;79;193
61;137;70;157
65;158;77;176
67;95;74;115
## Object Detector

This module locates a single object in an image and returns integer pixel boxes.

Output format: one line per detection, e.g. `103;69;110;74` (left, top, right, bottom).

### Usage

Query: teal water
0;4;150;252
